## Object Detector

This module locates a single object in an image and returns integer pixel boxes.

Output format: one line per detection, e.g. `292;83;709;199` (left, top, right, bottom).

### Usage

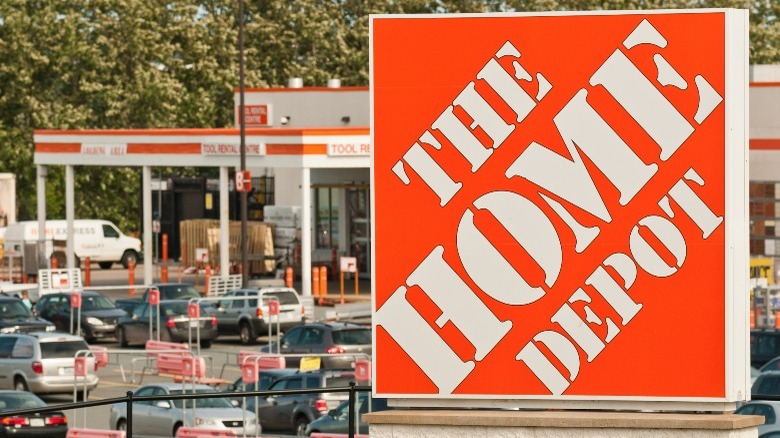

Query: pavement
21;261;374;437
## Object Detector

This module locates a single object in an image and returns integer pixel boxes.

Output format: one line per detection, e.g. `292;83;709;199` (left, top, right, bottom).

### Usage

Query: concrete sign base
365;410;763;438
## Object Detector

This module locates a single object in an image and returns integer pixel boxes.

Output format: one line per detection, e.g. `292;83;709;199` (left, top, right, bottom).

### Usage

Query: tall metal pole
238;0;248;287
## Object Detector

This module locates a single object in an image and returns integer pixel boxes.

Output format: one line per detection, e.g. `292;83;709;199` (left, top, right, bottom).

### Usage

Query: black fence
0;382;372;438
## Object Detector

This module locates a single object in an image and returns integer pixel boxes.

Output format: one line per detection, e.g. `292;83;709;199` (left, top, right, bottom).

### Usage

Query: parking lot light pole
238;0;248;288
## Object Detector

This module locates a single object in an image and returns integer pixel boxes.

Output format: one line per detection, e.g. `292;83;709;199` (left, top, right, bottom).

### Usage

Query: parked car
753;371;780;397
215;287;305;345
247;370;356;435
115;300;218;348
0;390;68;438
32;291;126;342
752;330;780;368
260;322;371;369
305;393;389;436
109;383;258;437
224;368;297;406
0;332;97;398
735;400;780;436
115;283;204;313
0;296;55;334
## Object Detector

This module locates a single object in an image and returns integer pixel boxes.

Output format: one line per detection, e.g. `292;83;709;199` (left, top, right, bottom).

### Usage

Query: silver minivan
0;332;98;398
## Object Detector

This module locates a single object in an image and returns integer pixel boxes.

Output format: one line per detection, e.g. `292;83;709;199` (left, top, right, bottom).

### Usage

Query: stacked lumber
180;220;275;275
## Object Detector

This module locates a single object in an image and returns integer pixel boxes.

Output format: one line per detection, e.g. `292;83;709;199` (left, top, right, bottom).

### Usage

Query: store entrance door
346;187;370;277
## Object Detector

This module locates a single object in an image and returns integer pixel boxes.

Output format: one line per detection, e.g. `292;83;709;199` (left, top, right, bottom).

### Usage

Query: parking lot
21;263;372;437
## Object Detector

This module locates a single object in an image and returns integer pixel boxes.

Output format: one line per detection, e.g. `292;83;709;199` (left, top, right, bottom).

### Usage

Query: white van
3;220;141;269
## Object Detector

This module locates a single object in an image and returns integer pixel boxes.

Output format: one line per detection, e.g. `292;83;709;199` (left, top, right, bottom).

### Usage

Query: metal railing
0;383;372;438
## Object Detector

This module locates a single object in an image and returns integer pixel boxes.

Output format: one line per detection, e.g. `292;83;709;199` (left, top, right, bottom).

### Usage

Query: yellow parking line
97;380;138;388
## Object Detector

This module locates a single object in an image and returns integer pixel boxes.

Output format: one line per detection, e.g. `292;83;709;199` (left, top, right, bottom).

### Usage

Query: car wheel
116;419;127;431
75;390;89;402
117;327;129;347
99;262;113;269
14;377;28;392
173;422;183;437
79;327;95;343
200;340;212;348
294;416;310;436
239;322;255;345
120;250;139;269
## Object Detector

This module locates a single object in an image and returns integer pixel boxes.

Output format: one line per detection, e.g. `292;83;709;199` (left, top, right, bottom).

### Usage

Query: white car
109;383;259;437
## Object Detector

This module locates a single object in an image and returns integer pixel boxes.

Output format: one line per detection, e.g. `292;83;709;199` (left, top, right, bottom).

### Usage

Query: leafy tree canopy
0;0;776;232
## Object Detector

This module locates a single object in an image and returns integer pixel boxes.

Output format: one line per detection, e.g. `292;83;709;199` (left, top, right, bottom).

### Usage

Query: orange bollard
313;267;321;303
51;256;58;270
751;310;756;329
320;266;328;298
128;259;136;296
775;311;780;329
205;264;211;295
161;234;169;283
178;265;183;283
84;257;91;287
756;309;762;328
285;267;293;288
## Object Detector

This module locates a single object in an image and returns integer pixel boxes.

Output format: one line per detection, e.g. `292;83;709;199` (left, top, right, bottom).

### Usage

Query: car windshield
324;374;356;388
0;392;46;411
161;302;206;317
0;301;33;319
168;389;234;409
40;340;89;358
332;329;371;345
81;295;116;310
159;285;200;299
263;291;298;306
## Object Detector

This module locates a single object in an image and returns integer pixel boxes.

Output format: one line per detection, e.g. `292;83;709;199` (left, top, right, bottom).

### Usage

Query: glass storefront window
315;187;339;249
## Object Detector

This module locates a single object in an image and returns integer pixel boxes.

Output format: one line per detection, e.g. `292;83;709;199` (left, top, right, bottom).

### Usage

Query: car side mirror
328;409;337;417
156;401;172;409
230;400;239;407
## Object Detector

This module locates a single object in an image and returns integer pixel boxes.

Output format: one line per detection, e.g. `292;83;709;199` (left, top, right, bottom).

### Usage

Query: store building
30;71;780;292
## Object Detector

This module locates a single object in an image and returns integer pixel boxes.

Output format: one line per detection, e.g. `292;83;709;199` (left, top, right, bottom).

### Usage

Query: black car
260;322;372;369
224;368;297;406
248;370;356;435
115;300;218;348
752;329;780;368
32;291;126;342
0;297;54;335
115;283;205;314
305;393;389;436
0;390;68;438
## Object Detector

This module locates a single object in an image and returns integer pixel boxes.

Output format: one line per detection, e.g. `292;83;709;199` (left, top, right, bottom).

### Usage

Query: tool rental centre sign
371;10;748;406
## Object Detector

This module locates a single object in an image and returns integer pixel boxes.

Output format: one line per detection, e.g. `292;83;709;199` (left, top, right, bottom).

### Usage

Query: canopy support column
143;166;153;284
301;168;312;296
65;165;75;269
220;167;230;276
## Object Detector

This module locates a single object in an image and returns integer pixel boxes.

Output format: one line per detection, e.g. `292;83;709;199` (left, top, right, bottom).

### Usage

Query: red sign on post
70;292;81;308
74;357;87;377
241;363;258;384
355;360;371;383
235;170;252;192
371;10;748;408
187;303;200;319
268;301;280;316
149;289;160;305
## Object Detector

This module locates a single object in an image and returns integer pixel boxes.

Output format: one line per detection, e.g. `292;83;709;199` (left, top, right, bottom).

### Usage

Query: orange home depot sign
371;10;748;407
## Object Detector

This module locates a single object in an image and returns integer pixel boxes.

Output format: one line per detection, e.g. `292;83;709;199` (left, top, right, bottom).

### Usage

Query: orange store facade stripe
750;139;780;150
35;143;81;153
127;143;201;154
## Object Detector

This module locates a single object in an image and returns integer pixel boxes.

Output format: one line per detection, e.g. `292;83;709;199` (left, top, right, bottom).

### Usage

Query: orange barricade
285;267;293;288
175;428;236;438
320;266;328;297
67;428;126;438
84;257;91;287
128;260;135;296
